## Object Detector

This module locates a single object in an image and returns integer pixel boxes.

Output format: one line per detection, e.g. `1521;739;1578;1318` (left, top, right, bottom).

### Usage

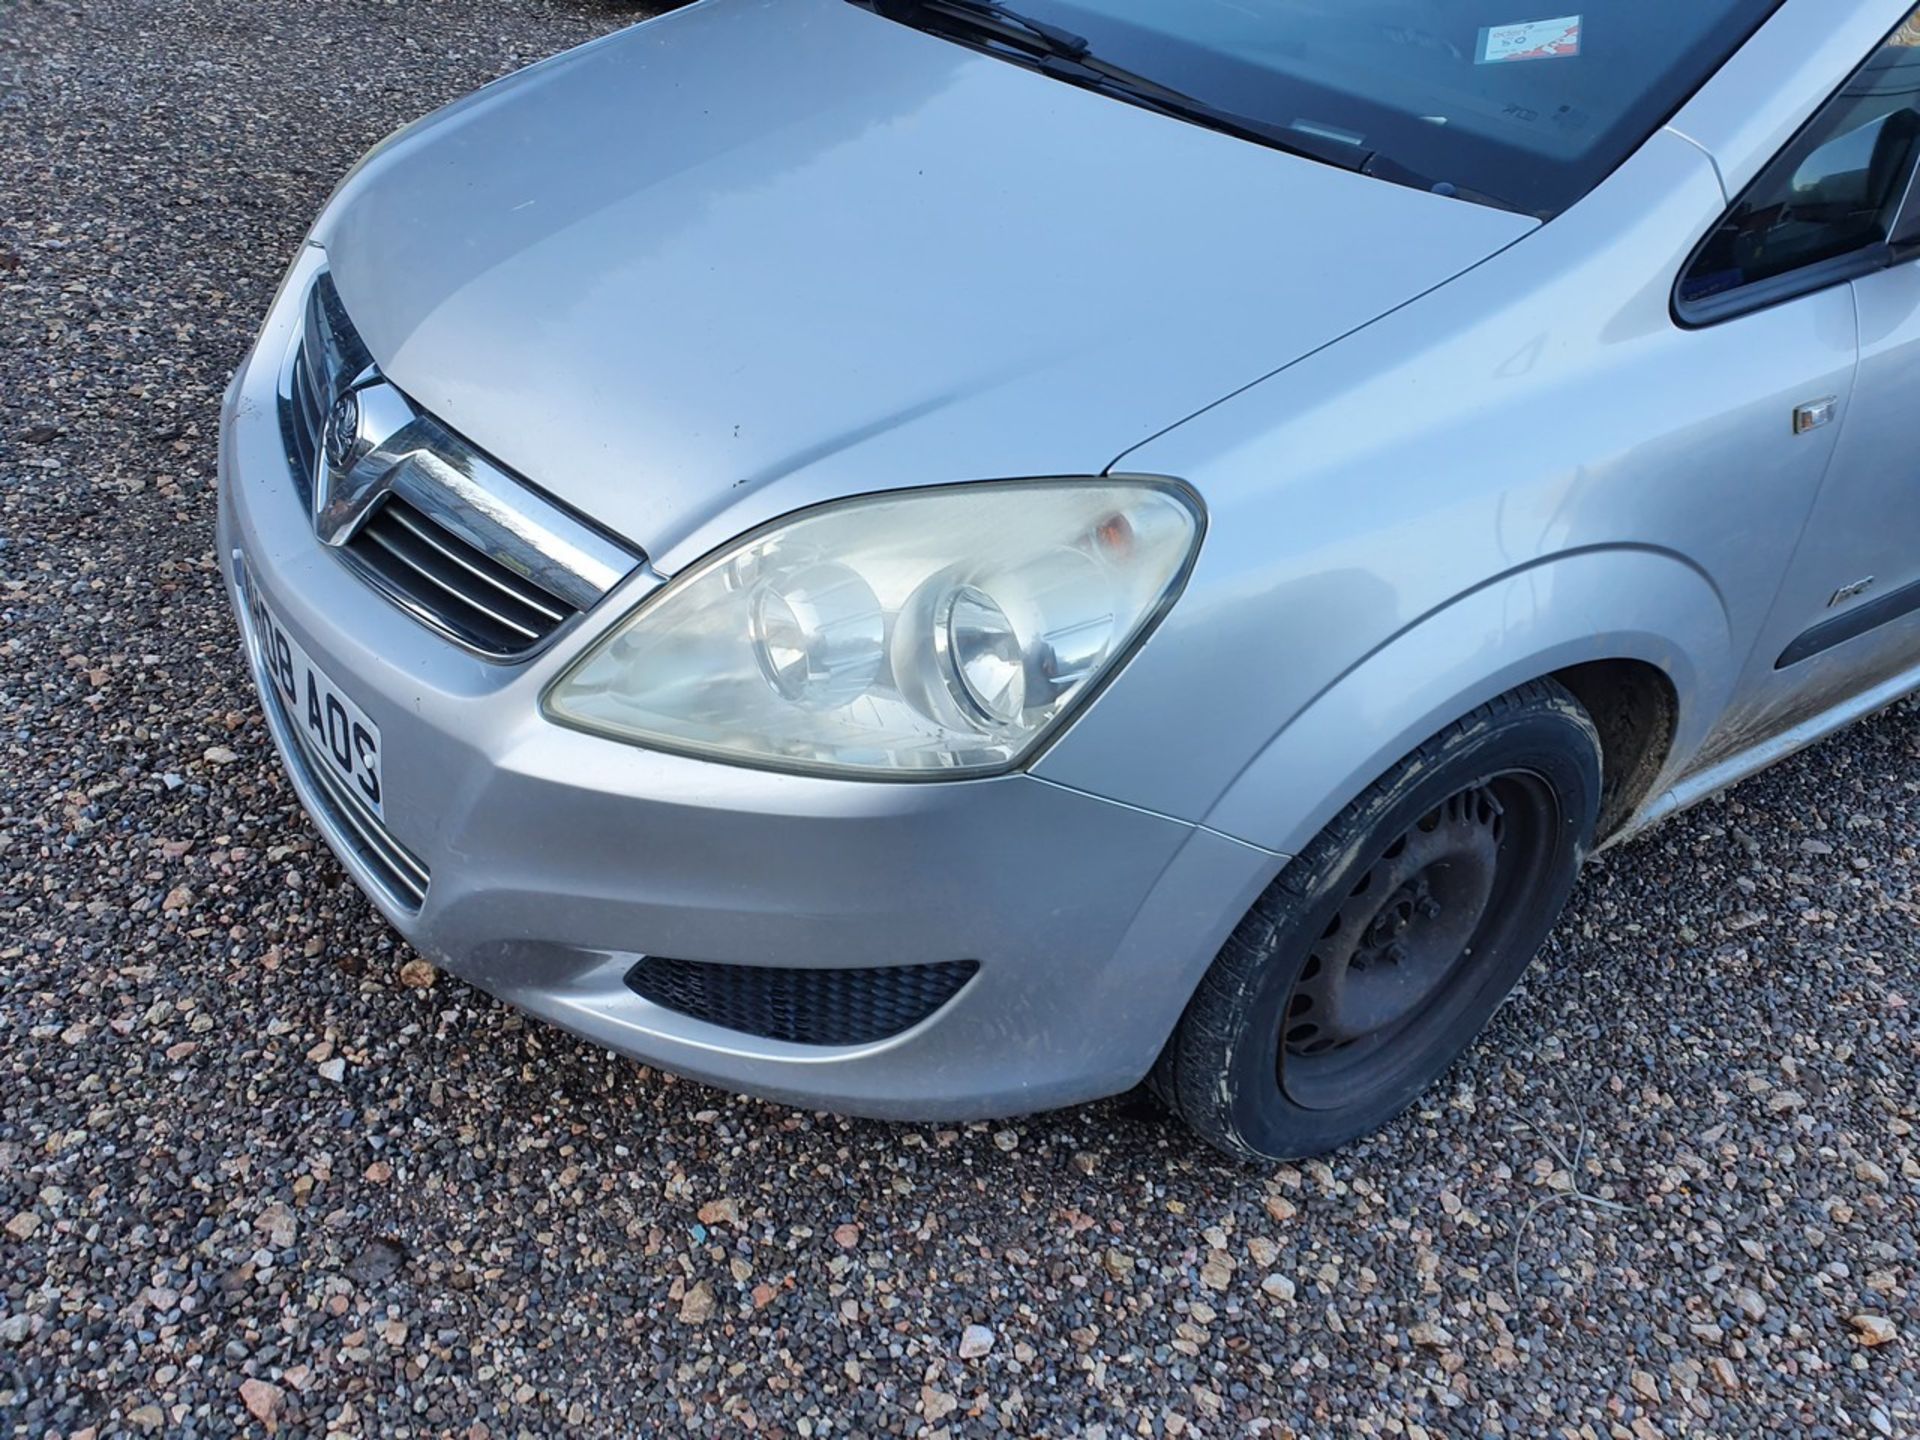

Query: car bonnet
318;0;1535;570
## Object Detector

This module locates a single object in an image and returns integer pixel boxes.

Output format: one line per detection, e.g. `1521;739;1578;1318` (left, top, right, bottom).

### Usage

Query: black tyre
1157;680;1602;1162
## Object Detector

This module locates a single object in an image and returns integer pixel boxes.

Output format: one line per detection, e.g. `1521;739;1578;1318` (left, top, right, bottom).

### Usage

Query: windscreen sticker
1476;16;1582;64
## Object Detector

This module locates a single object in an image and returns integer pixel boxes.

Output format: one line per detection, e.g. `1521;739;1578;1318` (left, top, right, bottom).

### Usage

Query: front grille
282;271;370;507
344;496;575;655
287;336;321;486
276;268;635;661
624;957;979;1047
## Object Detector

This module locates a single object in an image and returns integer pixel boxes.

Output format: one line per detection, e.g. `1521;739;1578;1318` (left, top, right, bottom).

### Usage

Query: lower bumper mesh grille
623;957;978;1047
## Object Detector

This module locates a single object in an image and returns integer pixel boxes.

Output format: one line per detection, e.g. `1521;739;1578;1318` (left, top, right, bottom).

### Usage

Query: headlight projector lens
942;586;1027;726
747;563;884;711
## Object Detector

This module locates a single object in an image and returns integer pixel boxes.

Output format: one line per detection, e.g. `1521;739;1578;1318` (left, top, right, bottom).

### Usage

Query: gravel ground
2;1;1917;1435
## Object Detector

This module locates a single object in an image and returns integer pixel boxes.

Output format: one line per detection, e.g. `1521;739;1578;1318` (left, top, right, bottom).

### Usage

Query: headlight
542;480;1202;777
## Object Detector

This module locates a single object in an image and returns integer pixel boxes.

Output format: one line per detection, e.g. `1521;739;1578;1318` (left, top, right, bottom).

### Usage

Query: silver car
218;0;1920;1160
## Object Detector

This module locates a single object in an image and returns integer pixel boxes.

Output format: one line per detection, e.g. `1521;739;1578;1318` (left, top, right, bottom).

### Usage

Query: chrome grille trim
382;504;570;623
351;498;554;652
276;269;643;660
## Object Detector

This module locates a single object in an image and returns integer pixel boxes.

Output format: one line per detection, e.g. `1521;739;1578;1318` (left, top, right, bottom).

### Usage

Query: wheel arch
1548;657;1680;841
1202;547;1730;856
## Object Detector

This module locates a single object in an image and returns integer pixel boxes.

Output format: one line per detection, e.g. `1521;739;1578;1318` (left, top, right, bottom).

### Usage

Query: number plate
237;557;386;818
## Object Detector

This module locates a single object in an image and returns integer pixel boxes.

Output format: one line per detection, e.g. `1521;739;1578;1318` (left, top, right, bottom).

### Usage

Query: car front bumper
213;263;1282;1120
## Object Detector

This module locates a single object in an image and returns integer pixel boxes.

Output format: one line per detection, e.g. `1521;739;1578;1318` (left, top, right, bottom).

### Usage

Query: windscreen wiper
867;0;1370;174
880;0;1094;61
861;0;1528;208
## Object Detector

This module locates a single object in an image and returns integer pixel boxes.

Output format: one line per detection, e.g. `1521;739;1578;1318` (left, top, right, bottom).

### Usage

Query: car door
1679;7;1920;742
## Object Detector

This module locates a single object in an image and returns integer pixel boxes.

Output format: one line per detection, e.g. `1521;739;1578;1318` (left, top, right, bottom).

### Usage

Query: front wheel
1157;679;1603;1162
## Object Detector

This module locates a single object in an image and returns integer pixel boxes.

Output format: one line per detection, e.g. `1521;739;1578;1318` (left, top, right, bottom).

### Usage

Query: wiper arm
1073;70;1373;174
868;0;1370;174
862;0;1525;207
875;0;1091;61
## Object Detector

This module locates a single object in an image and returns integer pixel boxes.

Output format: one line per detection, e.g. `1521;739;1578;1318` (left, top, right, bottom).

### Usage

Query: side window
1679;9;1920;317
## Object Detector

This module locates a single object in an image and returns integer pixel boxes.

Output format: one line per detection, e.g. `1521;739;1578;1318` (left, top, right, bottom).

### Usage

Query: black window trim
1674;14;1920;329
1675;242;1905;327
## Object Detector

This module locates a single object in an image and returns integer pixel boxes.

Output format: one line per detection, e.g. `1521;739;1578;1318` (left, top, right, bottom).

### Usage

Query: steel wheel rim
1278;770;1559;1112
